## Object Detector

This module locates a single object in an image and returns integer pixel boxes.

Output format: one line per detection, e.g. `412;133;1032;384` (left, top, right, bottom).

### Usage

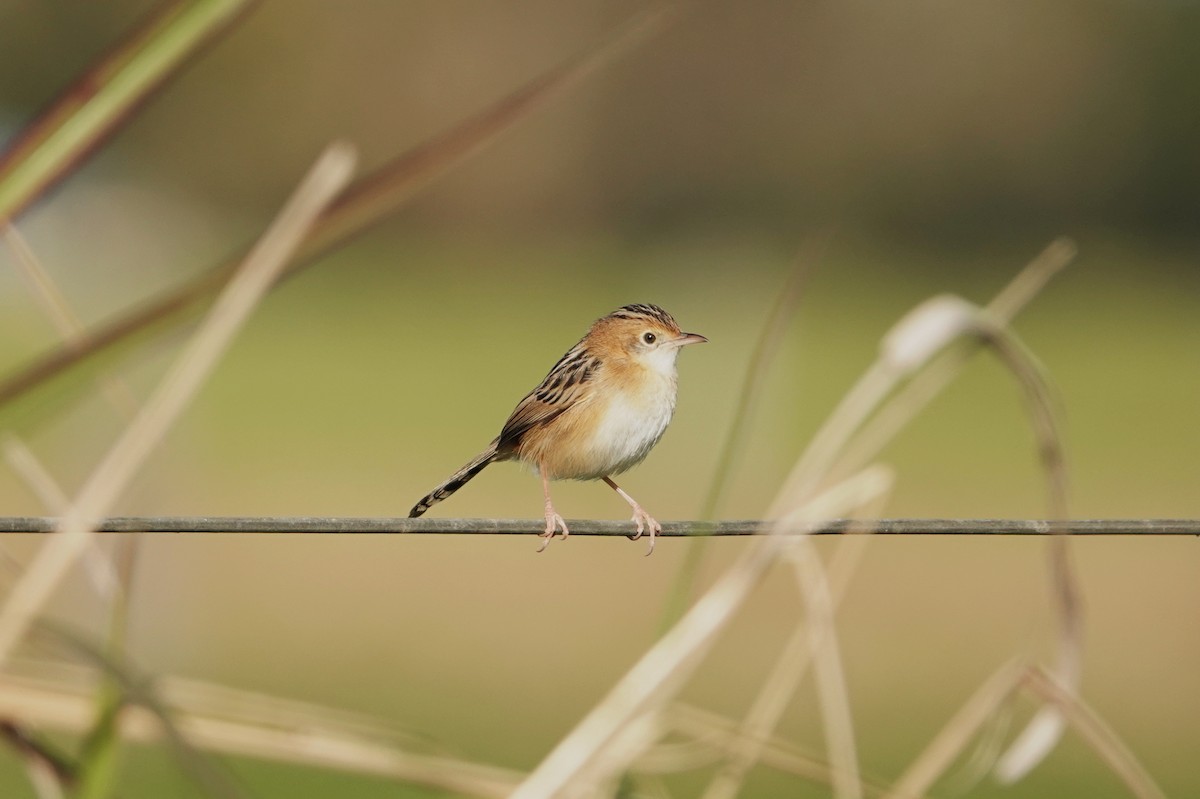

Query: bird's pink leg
538;468;568;553
602;476;661;556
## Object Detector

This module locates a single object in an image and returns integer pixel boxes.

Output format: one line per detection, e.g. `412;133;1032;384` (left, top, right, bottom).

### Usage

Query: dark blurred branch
0;518;1193;535
0;719;78;786
0;0;258;221
0;3;679;422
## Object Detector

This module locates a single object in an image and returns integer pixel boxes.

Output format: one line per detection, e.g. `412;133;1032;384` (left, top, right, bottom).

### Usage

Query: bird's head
590;304;707;373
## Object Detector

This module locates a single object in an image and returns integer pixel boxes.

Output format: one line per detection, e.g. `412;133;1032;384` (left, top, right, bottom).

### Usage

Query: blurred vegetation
0;2;1196;798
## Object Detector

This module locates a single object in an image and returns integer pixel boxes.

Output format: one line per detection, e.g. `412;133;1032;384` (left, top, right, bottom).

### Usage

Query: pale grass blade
883;659;1028;799
0;143;356;666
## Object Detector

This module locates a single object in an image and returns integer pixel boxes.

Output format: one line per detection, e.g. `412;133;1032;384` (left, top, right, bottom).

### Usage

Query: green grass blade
0;0;256;222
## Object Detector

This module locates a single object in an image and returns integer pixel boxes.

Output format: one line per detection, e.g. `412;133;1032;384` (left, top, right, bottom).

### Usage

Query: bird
409;303;707;555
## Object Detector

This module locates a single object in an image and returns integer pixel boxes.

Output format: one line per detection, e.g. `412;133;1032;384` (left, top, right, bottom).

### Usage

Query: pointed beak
673;332;708;347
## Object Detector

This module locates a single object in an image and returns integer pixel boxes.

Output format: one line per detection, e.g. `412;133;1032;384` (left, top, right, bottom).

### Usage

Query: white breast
579;356;679;478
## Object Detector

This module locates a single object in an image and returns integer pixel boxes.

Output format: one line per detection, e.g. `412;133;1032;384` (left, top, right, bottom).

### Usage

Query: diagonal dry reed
826;238;1076;487
0;436;119;602
0;142;356;667
0;436;70;515
510;466;894;799
2;722;69;799
659;236;820;632
0;4;677;424
0;666;522;798
882;658;1029;799
666;704;890;795
1020;667;1166;799
2;222;148;798
699;502;887;799
2;224;138;418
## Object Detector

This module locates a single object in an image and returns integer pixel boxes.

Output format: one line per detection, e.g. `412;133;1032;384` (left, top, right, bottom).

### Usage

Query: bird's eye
642;332;656;344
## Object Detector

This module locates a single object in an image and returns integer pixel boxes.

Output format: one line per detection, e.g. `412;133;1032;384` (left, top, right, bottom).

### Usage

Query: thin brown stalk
669;704;892;794
2;224;138;417
0;143;356;666
0;4;677;420
659;236;819;632
974;317;1079;784
1;720;73;799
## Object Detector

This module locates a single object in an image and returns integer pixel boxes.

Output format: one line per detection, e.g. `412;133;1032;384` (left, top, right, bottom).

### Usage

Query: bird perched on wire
409;303;707;555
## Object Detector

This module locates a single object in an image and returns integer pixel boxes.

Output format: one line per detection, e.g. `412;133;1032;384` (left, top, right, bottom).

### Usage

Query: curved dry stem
827;238;1075;487
977;319;1080;783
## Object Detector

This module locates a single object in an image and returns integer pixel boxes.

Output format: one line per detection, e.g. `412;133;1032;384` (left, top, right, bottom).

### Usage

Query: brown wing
497;341;602;453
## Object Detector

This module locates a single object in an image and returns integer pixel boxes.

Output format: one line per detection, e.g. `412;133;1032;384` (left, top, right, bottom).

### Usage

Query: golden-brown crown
583;304;708;360
587;304;679;351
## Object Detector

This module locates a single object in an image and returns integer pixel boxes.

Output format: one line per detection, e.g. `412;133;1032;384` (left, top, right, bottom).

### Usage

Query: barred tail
409;440;499;517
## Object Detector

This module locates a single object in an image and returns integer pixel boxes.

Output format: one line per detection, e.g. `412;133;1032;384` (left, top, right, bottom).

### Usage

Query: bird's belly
555;389;676;480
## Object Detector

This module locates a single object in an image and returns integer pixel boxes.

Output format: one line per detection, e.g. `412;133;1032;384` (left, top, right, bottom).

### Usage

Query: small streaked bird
409;304;707;555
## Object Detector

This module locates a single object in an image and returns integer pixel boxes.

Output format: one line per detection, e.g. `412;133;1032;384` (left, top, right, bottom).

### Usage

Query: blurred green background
0;1;1197;797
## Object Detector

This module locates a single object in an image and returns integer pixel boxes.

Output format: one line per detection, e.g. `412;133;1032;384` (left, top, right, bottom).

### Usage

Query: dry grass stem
782;541;862;799
764;254;1079;788
661;237;819;630
0;668;521;798
26;764;65;799
1021;667;1166;799
669;704;887;791
1;435;119;602
0;4;676;418
769;294;984;517
2;224;82;341
883;659;1028;799
988;238;1077;320
699;625;815;799
0;718;73;799
510;467;892;799
571;712;667;798
1;436;69;514
698;238;820;520
828;238;1075;486
2;223;138;417
700;501;886;799
974;318;1079;783
0;143;357;668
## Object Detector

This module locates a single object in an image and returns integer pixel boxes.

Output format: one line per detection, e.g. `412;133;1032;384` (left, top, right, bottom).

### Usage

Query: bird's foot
537;509;569;553
627;506;662;556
